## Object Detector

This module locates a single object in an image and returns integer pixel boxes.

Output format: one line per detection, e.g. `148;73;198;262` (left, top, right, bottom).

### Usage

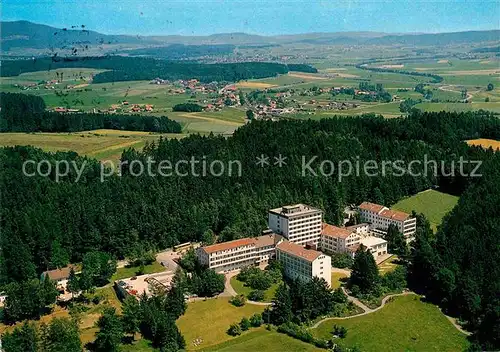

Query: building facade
320;223;360;253
196;234;283;273
268;204;323;245
276;241;332;287
358;202;416;238
320;222;388;261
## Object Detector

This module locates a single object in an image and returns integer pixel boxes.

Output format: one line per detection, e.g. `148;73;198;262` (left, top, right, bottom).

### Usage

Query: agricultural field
0;130;184;162
415;101;500;113
176;297;266;350
1;68;247;135
313;295;469;352
466;138;500;150
392;189;459;232
2;56;499;139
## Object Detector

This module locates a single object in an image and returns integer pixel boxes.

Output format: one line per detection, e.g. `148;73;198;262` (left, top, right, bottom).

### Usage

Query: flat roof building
268;204;323;246
196;234;283;273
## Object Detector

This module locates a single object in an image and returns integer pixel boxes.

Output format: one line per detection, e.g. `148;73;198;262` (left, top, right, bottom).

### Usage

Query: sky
3;0;500;36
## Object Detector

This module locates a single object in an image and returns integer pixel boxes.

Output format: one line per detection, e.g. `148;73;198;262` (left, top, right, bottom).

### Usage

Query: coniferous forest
1;109;499;349
0;93;182;133
0;57;300;83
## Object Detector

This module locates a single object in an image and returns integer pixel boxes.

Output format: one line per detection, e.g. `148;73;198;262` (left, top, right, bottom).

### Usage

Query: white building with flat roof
196;234;283;273
268;204;323;246
320;222;388;261
358;202;416;239
276;240;331;287
359;236;388;260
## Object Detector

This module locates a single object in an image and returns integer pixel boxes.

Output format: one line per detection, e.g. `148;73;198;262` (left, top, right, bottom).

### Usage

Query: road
156;250;180;273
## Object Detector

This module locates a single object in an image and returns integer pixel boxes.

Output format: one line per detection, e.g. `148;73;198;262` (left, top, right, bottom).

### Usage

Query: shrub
236;266;261;282
332;325;348;338
331;253;354;269
227;323;242;336
247;273;272;290
230;295;246;307
332;287;347;303
239;317;251;331
248;290;265;301
249;313;264;327
381;266;407;291
277;322;314;344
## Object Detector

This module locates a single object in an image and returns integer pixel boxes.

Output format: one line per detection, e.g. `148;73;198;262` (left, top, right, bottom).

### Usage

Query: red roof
358;202;386;213
379;209;410;221
276;241;322;262
201;238;256;254
321;223;353;239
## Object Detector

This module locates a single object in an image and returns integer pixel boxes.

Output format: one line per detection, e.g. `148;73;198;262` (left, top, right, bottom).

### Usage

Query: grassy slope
313;295;469;352
392;189;459;231
230;277;279;302
202;329;323;352
0;130;184;162
331;272;347;289
177;297;266;351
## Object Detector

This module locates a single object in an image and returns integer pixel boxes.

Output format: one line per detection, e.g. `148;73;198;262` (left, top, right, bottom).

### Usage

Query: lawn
392;189;459;231
378;255;399;275
230;277;279;302
202;329;323;352
313;295;469;352
177;297;266;350
331;272;347;289
111;261;166;281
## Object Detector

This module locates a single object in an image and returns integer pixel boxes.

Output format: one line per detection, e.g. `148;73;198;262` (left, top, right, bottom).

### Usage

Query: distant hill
368;30;500;46
0;20;153;52
1;21;499;54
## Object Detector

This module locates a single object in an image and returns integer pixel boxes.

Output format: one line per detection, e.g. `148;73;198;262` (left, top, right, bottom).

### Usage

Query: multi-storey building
320;222;388;261
358;202;416;238
196;234;283;273
276;240;331;287
268;204;323;246
320;223;360;253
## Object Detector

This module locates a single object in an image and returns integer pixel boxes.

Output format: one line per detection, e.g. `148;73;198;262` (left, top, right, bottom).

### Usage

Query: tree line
356;62;443;83
1;56;292;83
0;92;182;133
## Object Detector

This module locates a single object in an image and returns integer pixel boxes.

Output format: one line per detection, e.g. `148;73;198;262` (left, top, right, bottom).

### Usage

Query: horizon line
3;19;500;38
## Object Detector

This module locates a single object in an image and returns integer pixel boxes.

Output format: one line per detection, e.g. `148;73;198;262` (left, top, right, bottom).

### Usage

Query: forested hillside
124;44;236;58
409;154;500;350
2;110;498;278
0;93;182;133
0;57;291;83
1;110;499;347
